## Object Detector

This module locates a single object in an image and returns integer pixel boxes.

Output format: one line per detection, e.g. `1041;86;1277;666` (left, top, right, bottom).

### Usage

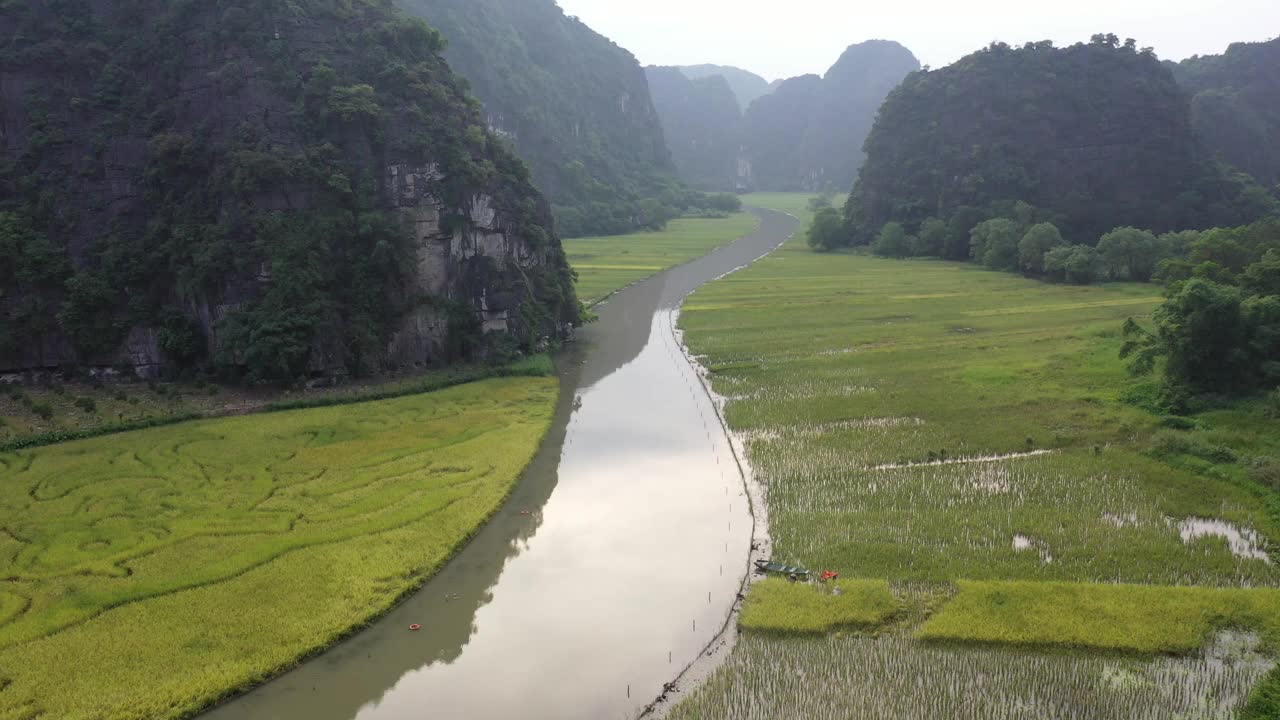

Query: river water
201;208;798;720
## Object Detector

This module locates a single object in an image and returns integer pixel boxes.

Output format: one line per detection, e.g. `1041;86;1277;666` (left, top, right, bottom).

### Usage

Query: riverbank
0;356;552;446
563;213;761;305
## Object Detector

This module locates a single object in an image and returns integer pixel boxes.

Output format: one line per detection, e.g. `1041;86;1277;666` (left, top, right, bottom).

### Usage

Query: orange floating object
409;624;422;631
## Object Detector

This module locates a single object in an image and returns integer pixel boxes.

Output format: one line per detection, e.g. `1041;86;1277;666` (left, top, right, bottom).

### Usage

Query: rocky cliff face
396;0;678;237
0;0;577;379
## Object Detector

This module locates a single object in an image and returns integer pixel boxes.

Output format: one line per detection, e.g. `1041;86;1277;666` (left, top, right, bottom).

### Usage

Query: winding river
202;208;798;720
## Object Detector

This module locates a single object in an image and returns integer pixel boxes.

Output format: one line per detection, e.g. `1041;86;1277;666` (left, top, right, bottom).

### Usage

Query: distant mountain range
677;64;773;112
654;41;921;192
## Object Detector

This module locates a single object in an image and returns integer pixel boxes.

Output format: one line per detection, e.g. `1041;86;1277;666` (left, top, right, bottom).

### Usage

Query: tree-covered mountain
0;0;577;381
742;40;920;192
741;74;825;191
845;36;1273;247
398;0;681;237
1171;38;1280;188
645;67;744;191
677;64;773;112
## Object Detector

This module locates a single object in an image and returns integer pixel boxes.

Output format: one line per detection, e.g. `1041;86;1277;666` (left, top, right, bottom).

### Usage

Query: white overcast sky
555;0;1280;80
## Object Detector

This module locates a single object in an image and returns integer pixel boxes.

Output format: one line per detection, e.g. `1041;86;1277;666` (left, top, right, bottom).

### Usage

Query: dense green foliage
1172;38;1280;187
401;0;689;237
743;41;919;192
645;67;744;191
0;376;556;719
0;0;576;381
1122;221;1280;402
806;205;845;252
677;64;773;112
846;36;1277;248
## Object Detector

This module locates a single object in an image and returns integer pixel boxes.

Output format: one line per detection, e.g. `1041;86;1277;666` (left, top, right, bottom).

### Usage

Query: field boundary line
639;207;799;718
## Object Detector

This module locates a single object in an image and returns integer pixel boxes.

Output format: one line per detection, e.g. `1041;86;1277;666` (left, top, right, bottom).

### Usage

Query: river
201;208;798;720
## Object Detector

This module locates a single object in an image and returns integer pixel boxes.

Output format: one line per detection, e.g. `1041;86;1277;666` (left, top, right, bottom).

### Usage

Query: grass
669;193;1280;718
683;254;1277;584
0;376;556;720
738;192;838;226
739;578;899;633
0;357;552;444
668;632;1273;720
563;213;760;304
918;580;1280;654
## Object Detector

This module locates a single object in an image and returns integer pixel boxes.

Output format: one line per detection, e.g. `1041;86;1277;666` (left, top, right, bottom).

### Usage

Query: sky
555;0;1280;80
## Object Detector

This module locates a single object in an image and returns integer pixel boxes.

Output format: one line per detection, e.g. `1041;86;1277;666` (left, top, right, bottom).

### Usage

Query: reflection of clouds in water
354;304;750;720
1177;518;1271;563
205;209;797;720
1012;534;1053;564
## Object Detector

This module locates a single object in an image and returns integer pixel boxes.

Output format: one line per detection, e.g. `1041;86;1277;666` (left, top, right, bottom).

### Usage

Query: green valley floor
563;213;760;305
670;195;1280;719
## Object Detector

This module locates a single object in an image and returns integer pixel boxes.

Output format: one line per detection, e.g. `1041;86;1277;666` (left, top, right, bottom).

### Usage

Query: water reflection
201;209;798;720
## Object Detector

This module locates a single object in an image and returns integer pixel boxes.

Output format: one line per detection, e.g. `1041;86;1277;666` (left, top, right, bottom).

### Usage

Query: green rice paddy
739;578;898;633
0;377;556;719
919;581;1280;654
670;632;1273;720
562;213;760;304
672;194;1280;718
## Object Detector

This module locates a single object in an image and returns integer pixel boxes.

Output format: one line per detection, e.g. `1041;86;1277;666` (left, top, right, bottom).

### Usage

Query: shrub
1149;431;1238;464
1045;245;1103;284
1158;416;1198;430
970;218;1020;270
807;208;847;252
873;222;911;258
913;217;947;257
30;402;54;421
1018;222;1066;275
1249;458;1279;491
74;397;97;414
1265;389;1280;419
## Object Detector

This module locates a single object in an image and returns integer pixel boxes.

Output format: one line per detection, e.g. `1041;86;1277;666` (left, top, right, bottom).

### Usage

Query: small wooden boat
754;559;809;577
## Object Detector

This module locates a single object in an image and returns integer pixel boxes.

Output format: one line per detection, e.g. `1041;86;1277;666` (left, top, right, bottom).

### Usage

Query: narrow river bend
202;208;798;720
